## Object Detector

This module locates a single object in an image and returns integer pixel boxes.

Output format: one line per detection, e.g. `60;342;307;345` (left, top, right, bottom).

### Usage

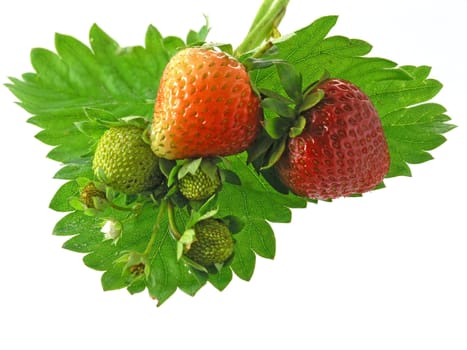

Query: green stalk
246;0;278;33
234;0;290;57
167;201;182;240
143;199;168;256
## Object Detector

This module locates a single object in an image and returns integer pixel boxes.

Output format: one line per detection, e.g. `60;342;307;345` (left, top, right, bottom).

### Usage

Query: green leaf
49;181;79;212
83;240;121;271
220;169;241;185
53;161;94;180
178;158;203;178
101;263;129;291
53;211;102;237
186;16;210;45
145;220;182;305
261;138;287;169
208;267;233;291
178;265;207;296
217;154;305;279
159;158;177;179
299;89;324;113
289;115;307;138
230;237;257;280
261;97;295;119
178;229;196;259
6;24;174;168
62;229;104;253
247;130;275;164
258;88;294;104
74;120;107;139
223;215;246;234
246;218;276;258
127;279;147;294
264;116;292;139
84;106;121;123
200;159;219;181
276;62;303;103
382;103;455;177
163;36;186;57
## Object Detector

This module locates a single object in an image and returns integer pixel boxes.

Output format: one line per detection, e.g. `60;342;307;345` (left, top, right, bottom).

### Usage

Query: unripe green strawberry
150;47;262;160
178;168;221;201
80;182;105;208
93;126;162;195
186;219;235;268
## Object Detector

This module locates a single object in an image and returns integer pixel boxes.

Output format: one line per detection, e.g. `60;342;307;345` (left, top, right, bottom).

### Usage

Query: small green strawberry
80;182;106;208
93;126;162;195
150;47;262;160
178;167;221;201
185;219;235;268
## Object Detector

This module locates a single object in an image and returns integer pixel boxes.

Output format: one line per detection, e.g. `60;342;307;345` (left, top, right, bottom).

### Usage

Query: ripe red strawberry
150;47;262;160
275;78;390;200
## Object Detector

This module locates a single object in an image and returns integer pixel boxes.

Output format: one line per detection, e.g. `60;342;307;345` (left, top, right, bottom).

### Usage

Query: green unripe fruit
178;168;221;201
93;126;162;195
186;219;235;267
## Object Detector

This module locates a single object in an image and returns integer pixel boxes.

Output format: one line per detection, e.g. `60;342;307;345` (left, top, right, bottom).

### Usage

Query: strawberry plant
6;0;454;305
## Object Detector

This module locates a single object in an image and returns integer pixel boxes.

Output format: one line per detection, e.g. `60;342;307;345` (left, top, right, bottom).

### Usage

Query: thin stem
234;0;289;57
143;199;168;256
167;201;182;240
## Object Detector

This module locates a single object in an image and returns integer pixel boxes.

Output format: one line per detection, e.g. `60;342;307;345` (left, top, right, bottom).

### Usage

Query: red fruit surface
275;78;390;200
150;48;262;160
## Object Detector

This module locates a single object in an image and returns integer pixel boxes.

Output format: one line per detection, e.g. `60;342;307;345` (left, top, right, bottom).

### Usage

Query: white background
1;0;466;349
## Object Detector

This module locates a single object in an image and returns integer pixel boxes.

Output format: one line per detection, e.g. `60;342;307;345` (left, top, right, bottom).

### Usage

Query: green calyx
92;126;163;195
185;218;235;268
248;64;328;170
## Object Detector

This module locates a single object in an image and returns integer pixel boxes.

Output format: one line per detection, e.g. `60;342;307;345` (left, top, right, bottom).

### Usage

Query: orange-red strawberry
150;48;262;160
275;78;390;200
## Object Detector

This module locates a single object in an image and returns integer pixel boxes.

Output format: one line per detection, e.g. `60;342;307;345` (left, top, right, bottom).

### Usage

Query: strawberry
178;167;221;201
185;218;235;268
92;126;162;195
275;78;390;200
150;47;262;160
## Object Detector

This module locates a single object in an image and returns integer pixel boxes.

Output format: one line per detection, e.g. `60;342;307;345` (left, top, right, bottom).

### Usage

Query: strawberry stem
234;0;289;57
167;201;182;240
143;200;168;256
